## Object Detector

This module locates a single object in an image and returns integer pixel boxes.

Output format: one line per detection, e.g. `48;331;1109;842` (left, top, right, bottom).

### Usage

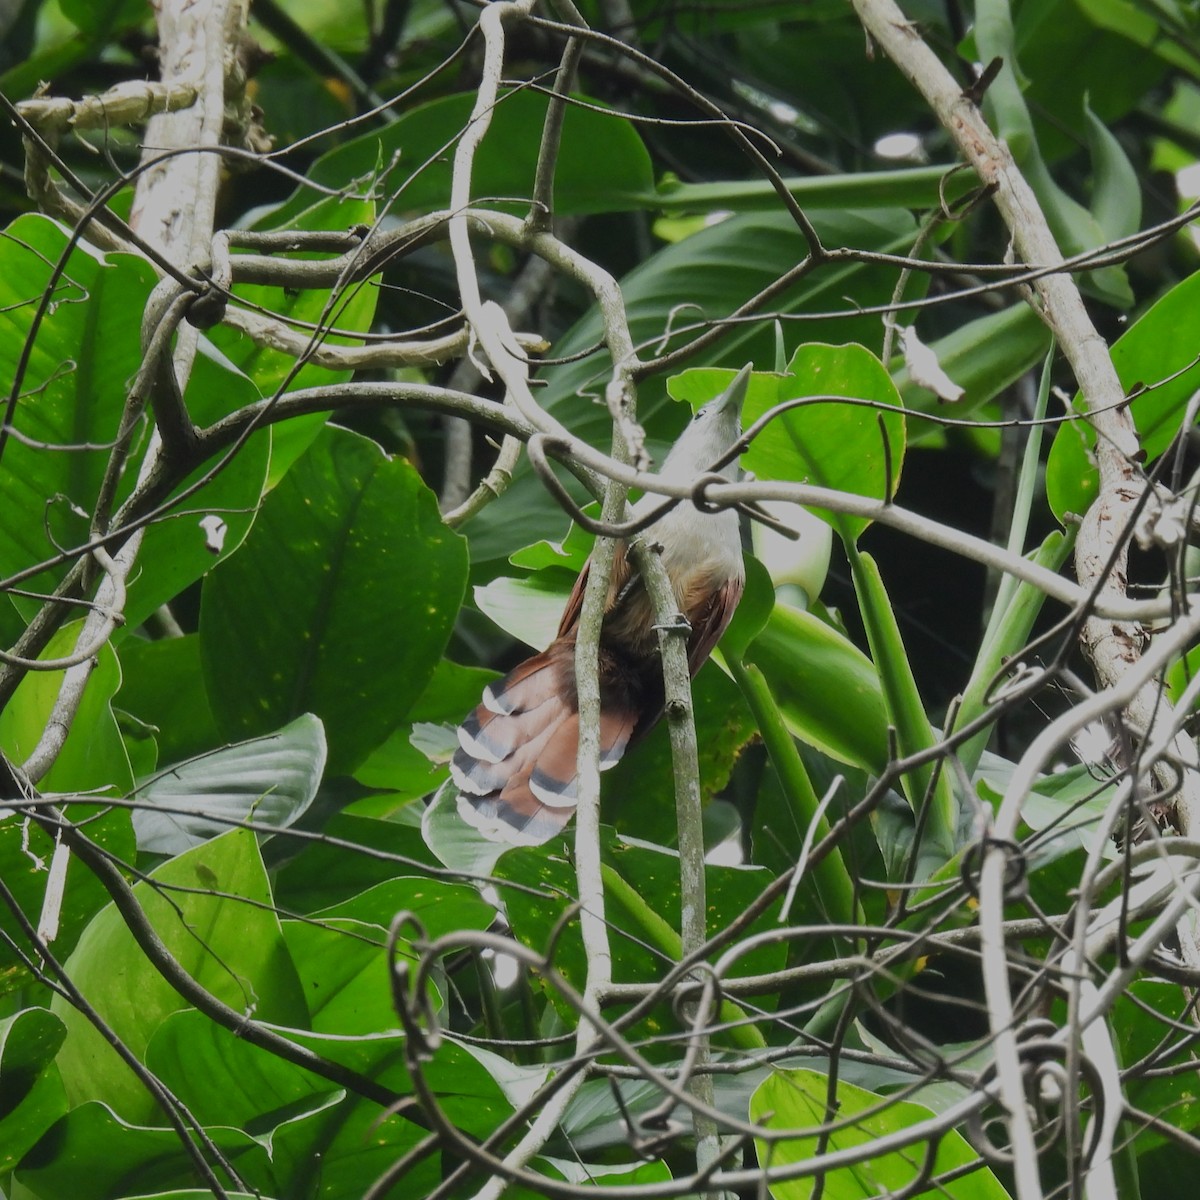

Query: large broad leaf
1074;0;1200;77
745;343;905;544
422;780;508;879
273;811;442;915
143;1006;343;1139
0;216;268;629
0;215;155;608
264;88;654;229
743;604;888;772
1113;978;1200;1151
59;0;144;37
13;1102;270;1200
1014;0;1172;161
210;194;377;396
750;1068;1009;1200
974;0;1133;306
200;425;467;775
1046;270;1200;521
0;1007;67;1173
132;712;327;854
603;661;757;847
51;829;308;1124
281;915;410;1037
735;13;941;162
115;633;220;766
270;1084;438;1198
473;571;573;652
145;1010;438;1200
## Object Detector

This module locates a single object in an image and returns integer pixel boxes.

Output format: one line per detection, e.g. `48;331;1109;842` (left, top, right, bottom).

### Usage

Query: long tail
451;641;636;845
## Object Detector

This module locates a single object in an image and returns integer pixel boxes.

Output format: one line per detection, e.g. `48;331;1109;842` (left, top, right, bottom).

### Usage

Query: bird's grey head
659;363;751;485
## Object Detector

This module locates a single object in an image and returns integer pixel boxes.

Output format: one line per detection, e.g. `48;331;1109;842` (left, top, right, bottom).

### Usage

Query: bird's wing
685;572;745;674
555;540;634;637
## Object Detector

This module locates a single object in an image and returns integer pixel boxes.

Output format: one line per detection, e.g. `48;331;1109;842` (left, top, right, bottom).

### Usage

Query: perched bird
452;366;751;845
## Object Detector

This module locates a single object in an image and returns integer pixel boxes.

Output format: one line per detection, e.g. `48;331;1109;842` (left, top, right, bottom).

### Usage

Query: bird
451;365;751;845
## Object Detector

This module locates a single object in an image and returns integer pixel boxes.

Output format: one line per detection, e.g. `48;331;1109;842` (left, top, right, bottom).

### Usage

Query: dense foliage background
3;0;1200;1197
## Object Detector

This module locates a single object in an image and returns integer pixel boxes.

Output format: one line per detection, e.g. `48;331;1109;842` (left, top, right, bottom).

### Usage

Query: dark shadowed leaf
199;425;467;775
0;1007;67;1172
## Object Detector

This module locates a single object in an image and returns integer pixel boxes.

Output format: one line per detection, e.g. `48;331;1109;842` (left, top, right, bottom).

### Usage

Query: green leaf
144;1007;338;1140
742;604;888;772
1014;0;1171;161
270;1094;437;1197
975;0;1133;305
1046;270;1200;521
532;1155;672;1188
422;779;508;878
1114;979;1200;1151
145;1011;441;1198
740;343;906;544
719;554;777;661
725;652;859;930
274;812;441;914
0;621;131;797
956;531;1073;776
282;917;411;1036
0;218;266;625
265;88;654;228
750;1068;1009;1199
508;519;594;573
496;832;785;1024
850;551;957;865
353;657;499;797
0;1006;66;1096
98;1194;265;1200
1075;0;1200;76
59;0;146;37
0;215;156;606
1084;94;1141;242
207;186;378;421
603;661;757;847
115;634;221;766
281;879;491;1035
200;425;467;775
315;875;495;941
14;1102;271;1200
270;1076;437;1194
51;829;308;1123
0;1007;67;1172
474;571;571;652
654;165;977;214
132;713;327;854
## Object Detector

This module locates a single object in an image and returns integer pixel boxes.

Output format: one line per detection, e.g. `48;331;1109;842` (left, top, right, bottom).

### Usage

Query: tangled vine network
4;1;1200;1199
